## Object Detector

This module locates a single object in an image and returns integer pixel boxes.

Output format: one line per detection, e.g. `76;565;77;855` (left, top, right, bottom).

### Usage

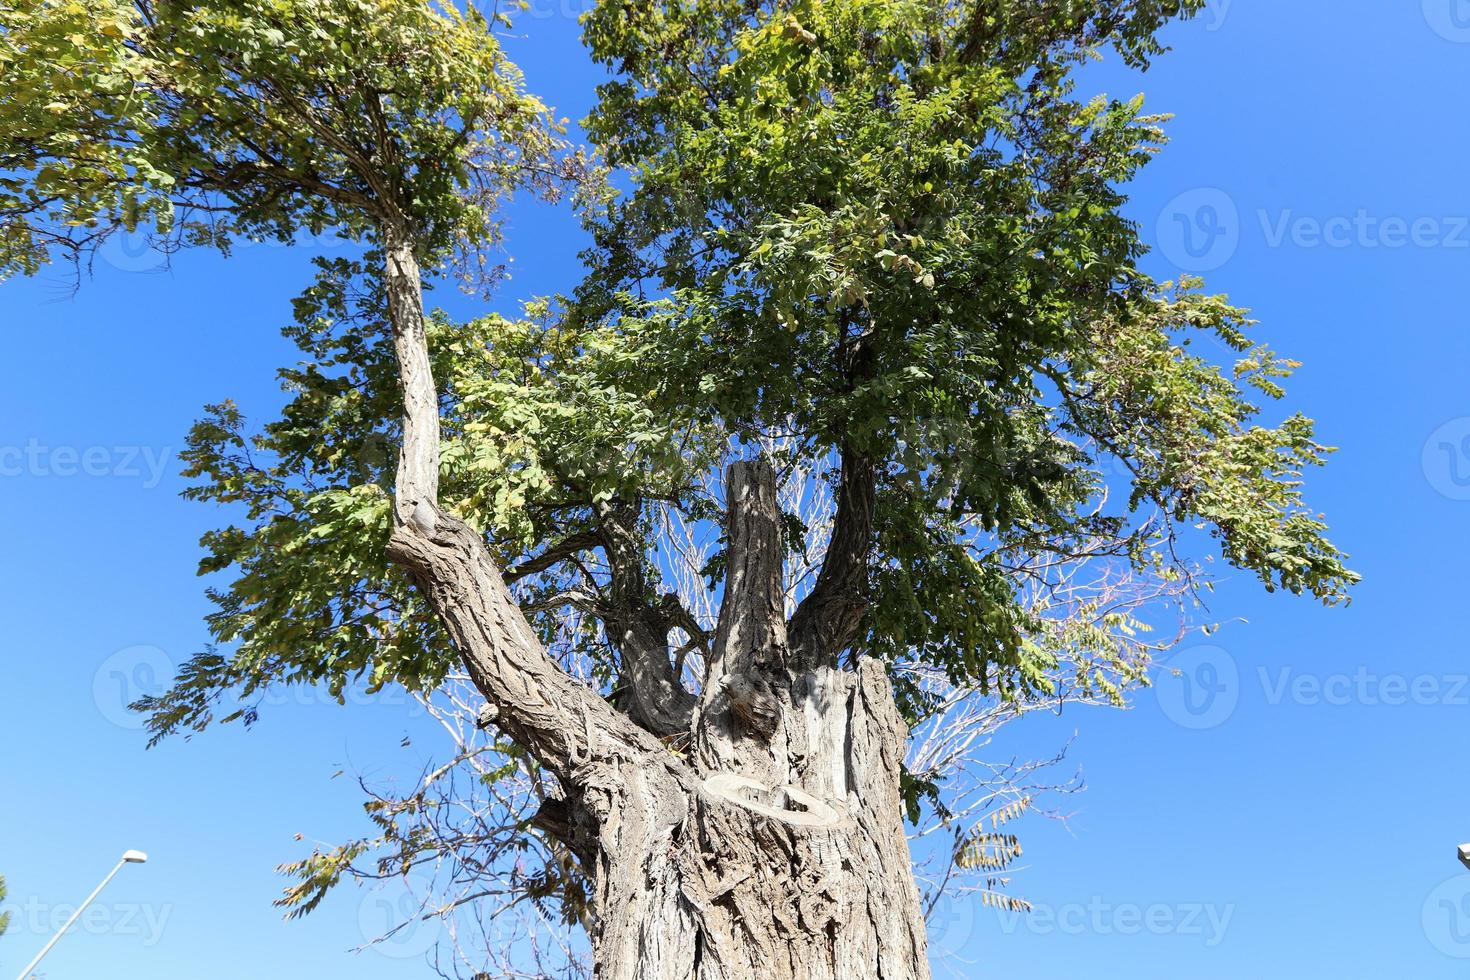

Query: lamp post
14;851;148;980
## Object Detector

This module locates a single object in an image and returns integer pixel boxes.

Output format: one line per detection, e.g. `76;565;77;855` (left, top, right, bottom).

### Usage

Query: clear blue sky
3;2;1469;978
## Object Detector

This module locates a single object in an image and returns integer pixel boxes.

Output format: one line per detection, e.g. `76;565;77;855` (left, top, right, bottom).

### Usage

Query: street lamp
14;851;149;980
1459;843;1470;872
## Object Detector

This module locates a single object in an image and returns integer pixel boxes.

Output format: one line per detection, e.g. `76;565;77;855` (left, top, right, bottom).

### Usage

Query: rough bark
591;655;931;980
376;227;930;979
788;449;876;672
380;224;667;781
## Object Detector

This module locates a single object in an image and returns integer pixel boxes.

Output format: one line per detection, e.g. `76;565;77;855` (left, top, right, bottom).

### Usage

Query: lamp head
122;850;148;864
1458;844;1470;871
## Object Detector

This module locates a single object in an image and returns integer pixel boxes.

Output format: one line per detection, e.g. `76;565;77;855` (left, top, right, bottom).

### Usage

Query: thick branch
787;449;875;671
956;0;998;63
377;222;675;785
381;226;439;527
503;531;601;585
596;501;697;737
660;592;711;671
696;460;789;759
707;460;789;685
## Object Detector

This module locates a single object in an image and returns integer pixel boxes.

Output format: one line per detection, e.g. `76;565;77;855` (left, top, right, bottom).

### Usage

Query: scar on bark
721;670;780;739
700;773;849;830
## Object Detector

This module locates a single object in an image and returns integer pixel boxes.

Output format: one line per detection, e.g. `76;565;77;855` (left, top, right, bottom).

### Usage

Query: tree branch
696;460;789;763
503;531;602;585
787;448;875;671
376;221;680;787
594;500;697;737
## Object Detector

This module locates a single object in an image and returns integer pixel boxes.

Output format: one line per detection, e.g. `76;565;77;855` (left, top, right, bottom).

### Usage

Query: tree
1;874;10;936
0;0;1356;978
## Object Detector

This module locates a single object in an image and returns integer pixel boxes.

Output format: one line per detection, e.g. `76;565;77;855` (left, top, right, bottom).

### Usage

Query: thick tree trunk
591;657;931;980
376;227;931;980
573;462;930;979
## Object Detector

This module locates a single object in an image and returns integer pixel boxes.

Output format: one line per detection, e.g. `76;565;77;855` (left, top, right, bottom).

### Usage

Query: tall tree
0;1;1355;978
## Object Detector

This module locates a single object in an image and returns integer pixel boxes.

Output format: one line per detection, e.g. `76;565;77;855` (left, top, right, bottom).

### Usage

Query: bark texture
376;228;931;979
583;656;930;980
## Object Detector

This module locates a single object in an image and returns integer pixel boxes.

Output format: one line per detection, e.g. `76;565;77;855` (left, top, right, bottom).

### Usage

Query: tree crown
0;0;1357;963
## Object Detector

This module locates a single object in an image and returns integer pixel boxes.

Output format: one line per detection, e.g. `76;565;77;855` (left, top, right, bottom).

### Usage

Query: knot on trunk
722;670;781;740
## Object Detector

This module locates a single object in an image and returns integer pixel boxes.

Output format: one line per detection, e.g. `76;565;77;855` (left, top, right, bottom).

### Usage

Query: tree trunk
562;461;930;979
375;227;931;980
590;656;931;980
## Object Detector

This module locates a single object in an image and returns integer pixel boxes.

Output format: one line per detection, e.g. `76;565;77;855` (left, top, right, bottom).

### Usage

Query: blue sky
3;2;1469;978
